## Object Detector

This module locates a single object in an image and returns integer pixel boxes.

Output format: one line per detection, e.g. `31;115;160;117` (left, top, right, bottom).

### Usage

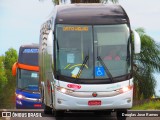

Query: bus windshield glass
17;69;39;91
56;24;131;80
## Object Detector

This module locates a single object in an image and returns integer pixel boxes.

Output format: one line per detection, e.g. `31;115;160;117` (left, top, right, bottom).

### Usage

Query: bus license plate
88;100;101;106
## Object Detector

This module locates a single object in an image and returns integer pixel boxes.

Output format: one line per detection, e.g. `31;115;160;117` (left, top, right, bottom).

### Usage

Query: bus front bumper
54;89;133;110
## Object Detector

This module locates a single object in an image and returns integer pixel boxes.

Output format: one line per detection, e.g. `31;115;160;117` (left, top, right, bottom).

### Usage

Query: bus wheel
116;109;127;120
44;104;52;114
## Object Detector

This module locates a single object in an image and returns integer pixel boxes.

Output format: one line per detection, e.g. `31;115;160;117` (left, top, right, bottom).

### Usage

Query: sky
119;0;160;43
0;0;160;96
0;0;54;55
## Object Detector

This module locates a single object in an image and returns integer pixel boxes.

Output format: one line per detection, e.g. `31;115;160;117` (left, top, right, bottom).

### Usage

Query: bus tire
44;104;52;114
116;109;127;120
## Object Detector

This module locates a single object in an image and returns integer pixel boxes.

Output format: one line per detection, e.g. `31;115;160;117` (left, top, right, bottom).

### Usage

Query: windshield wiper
76;55;89;79
97;56;114;82
19;86;28;91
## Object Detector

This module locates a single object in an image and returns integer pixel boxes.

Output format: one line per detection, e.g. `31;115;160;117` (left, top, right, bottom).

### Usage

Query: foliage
132;100;160;110
0;48;17;108
133;28;160;100
0;56;7;107
52;0;59;5
0;56;7;85
4;48;17;70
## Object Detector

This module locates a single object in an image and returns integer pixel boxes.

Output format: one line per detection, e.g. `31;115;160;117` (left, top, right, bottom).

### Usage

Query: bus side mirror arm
133;30;141;54
12;62;18;76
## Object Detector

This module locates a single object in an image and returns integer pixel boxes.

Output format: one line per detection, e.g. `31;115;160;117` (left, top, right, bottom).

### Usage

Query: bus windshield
17;69;39;91
56;24;131;81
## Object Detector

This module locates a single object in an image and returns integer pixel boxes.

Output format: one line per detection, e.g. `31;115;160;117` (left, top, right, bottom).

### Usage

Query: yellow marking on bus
63;26;88;31
64;64;70;69
69;64;88;69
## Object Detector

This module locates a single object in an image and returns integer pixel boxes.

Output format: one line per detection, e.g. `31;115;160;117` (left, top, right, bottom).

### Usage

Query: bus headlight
116;86;133;93
16;93;41;102
56;86;74;94
16;94;24;99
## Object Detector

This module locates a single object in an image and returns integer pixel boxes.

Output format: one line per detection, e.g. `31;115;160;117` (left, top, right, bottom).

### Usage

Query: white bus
39;3;141;119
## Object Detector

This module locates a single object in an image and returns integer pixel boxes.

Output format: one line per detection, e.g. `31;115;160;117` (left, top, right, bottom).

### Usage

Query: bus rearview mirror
133;30;141;54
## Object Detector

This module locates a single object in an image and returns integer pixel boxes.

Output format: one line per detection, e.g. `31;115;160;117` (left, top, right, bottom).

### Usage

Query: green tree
0;56;7;108
0;56;7;85
1;48;18;108
4;48;17;70
133;28;160;100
